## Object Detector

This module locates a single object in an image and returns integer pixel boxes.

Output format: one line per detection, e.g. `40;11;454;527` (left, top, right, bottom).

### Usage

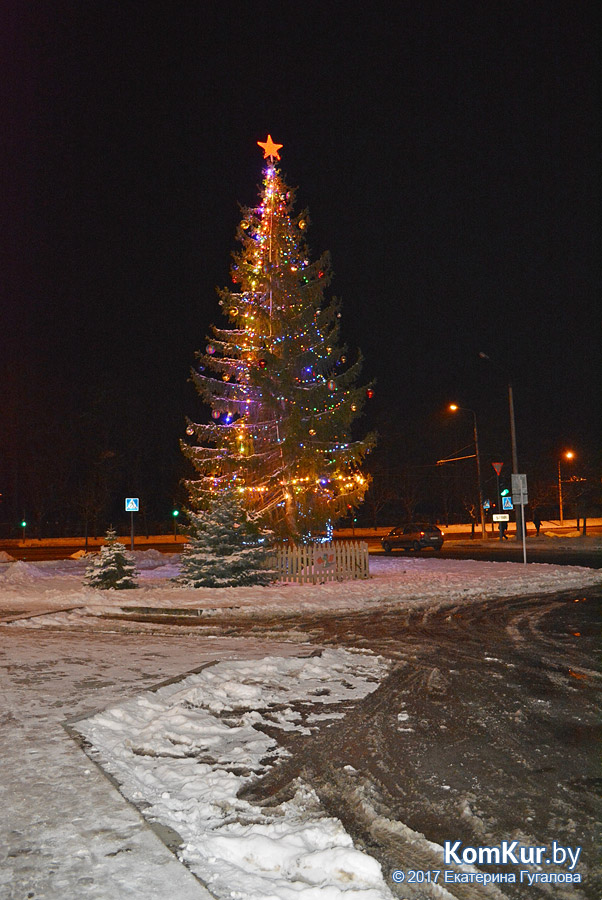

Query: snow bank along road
0;554;600;899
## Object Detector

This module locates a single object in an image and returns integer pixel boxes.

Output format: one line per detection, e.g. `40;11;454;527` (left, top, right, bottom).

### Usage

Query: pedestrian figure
498;520;509;541
532;509;541;536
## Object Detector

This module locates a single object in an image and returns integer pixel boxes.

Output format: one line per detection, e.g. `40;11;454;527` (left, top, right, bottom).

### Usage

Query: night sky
2;1;599;529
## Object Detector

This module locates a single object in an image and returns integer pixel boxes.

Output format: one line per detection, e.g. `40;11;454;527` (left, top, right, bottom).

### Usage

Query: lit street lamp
558;451;575;525
172;508;180;540
449;404;487;540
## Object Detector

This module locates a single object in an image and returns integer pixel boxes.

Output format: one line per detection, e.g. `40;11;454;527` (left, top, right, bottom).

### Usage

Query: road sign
492;462;504;476
483;499;491;510
125;498;139;512
493;514;510;522
511;473;528;505
502;496;514;510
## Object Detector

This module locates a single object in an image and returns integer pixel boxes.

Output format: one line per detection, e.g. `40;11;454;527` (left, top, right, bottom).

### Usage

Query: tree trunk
284;490;300;544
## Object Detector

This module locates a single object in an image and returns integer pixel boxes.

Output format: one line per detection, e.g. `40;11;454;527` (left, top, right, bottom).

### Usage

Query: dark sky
2;1;599;523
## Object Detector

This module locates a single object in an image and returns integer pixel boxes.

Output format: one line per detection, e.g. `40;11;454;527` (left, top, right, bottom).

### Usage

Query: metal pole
507;381;524;542
472;412;487;540
479;358;523;542
508;382;518;473
520;501;527;564
558;460;564;525
495;472;502;540
130;511;134;551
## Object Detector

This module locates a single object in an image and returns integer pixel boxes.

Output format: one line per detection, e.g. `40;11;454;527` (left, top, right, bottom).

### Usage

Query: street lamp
558;451;575;525
449;404;487;540
172;508;179;540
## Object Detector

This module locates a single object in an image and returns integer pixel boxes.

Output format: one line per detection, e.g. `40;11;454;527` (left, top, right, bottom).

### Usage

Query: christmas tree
183;135;375;542
177;487;275;587
84;529;138;590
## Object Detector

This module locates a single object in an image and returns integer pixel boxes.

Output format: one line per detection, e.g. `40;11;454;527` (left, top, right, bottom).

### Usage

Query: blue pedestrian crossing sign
502;496;514;511
483;500;491;510
125;498;139;512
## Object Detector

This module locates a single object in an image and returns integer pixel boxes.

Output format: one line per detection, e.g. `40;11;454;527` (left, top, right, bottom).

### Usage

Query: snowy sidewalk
0;629;304;900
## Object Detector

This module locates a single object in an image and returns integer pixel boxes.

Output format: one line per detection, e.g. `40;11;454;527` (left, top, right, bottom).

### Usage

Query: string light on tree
181;136;375;541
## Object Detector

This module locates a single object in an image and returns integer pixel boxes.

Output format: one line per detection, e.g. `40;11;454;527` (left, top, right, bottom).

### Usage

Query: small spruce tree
177;488;275;588
84;529;138;590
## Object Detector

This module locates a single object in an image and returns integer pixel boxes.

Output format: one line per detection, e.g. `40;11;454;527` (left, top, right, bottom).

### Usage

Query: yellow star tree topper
257;134;283;161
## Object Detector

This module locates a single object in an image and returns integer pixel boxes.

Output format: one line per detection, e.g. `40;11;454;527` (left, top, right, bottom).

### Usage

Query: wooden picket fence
273;541;369;584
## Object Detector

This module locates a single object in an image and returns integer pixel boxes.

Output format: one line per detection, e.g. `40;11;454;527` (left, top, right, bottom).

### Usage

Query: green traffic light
20;520;27;528
501;488;510;496
172;509;179;517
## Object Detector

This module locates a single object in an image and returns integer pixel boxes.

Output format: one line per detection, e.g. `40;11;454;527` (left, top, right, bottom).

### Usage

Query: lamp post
557;451;574;525
172;508;179;540
449;404;487;540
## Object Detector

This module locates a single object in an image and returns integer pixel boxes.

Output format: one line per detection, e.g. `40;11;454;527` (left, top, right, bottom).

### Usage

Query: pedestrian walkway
0;628;298;900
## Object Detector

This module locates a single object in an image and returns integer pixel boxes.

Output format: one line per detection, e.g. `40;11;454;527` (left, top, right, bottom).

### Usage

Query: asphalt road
398;543;602;569
0;540;183;562
2;536;601;568
0;538;602;569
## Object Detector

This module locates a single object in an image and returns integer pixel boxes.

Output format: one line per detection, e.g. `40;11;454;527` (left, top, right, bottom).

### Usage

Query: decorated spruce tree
84;529;138;590
183;135;375;542
177;487;275;587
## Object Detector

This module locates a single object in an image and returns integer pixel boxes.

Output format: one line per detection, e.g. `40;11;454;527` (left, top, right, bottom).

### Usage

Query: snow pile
0;560;46;584
76;649;393;899
0;550;16;563
134;548;174;570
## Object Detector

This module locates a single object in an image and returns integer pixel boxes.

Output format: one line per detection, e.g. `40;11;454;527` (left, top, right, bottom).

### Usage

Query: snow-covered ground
0;550;599;899
76;649;397;900
0;545;600;628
